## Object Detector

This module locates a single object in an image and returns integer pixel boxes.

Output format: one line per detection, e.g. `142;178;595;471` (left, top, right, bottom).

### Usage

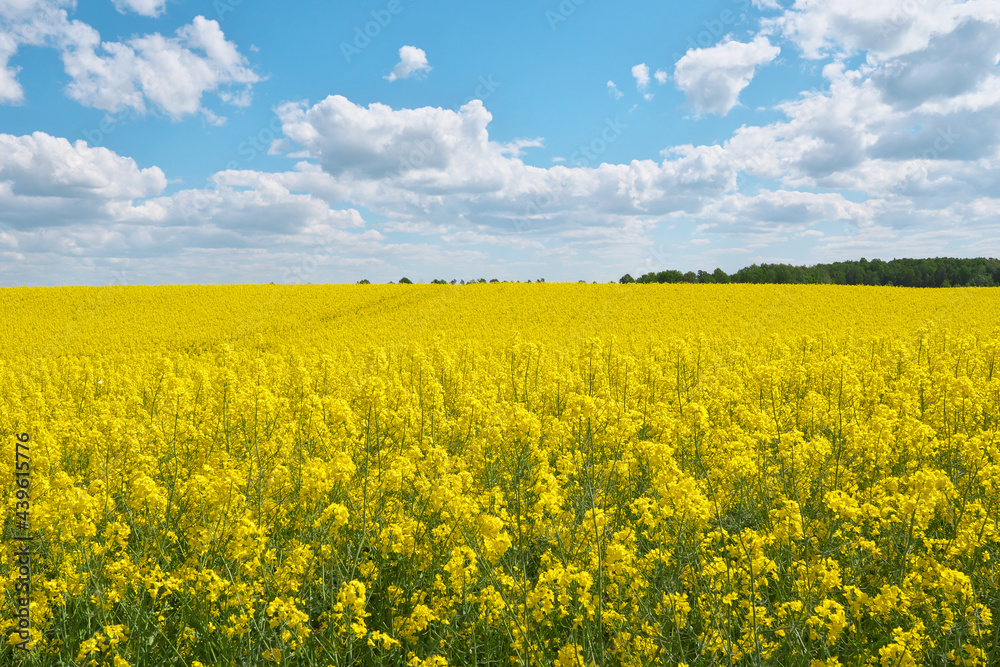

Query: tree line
620;257;1000;287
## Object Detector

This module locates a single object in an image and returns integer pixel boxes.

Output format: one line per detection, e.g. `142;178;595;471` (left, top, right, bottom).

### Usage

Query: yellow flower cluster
0;283;999;666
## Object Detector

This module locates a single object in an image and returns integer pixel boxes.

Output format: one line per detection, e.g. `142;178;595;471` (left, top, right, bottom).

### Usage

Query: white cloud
3;3;253;117
631;63;650;90
8;0;1000;282
277;95;503;182
0;32;22;103
0;0;67;20
111;0;167;18
673;36;780;116
146;178;368;235
763;0;1000;60
0;131;166;202
0;131;167;233
871;19;1000;111
0;0;73;104
693;189;874;233
59;16;260;121
385;45;430;82
275;94;738;236
607;80;623;99
0;131;375;243
0;9;261;119
632;63;654;101
717;37;1000;195
440;229;546;250
0;132;394;285
499;137;544;157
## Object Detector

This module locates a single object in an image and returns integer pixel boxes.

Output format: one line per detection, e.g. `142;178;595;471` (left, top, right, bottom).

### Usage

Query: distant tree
655;270;684;283
971;269;994;287
399;277;413;284
490;278;500;283
810;267;832;284
357;279;371;284
625;257;997;288
431;279;447;284
450;279;457;284
620;274;635;283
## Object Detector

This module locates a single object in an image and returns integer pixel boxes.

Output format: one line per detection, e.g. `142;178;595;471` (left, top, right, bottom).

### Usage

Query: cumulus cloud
607;80;623;99
276;95;524;189
58;16;260;121
0;5;260;120
674;36;780;116
0;0;73;104
693;190;874;233
0;131;391;286
764;0;1000;60
0;131;166;202
632;63;650;90
0;33;21;103
276;95;736;229
9;0;1000;282
872;19;1000;111
631;63;654;100
0;131;375;241
0;0;67;21
385;45;430;82
147;179;368;235
716;25;1000;193
0;131;167;232
111;0;167;18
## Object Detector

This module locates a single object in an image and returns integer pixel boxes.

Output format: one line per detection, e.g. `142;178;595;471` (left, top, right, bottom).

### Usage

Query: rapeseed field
1;283;999;667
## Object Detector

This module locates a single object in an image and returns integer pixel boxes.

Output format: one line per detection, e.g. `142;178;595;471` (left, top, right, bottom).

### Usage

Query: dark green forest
620;257;1000;287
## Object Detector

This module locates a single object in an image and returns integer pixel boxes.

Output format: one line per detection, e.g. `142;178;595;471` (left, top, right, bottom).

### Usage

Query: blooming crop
0;283;998;666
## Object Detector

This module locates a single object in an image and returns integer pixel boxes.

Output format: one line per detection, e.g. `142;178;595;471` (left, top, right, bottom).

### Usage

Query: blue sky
1;0;998;286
